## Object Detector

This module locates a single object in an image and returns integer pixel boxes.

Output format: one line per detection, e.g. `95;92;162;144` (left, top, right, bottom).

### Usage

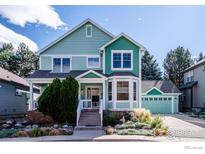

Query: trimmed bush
103;113;117;126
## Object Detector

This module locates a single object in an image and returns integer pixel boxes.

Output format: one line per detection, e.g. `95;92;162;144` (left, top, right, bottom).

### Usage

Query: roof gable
38;19;115;55
146;87;163;95
100;33;146;51
82;72;101;78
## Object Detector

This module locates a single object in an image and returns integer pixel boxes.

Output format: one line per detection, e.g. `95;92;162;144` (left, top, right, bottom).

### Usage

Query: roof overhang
99;33;146;52
179;81;198;90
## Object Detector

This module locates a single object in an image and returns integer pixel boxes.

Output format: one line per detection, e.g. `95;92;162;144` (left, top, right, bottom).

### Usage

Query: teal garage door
141;96;173;114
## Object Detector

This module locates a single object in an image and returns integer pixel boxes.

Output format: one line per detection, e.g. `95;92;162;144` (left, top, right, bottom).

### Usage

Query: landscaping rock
2;124;11;129
105;126;115;135
32;124;38;128
15;123;24;128
59;128;73;135
6;120;16;125
22;120;31;126
62;124;69;128
53;124;58;128
115;124;121;129
142;125;151;130
25;125;32;129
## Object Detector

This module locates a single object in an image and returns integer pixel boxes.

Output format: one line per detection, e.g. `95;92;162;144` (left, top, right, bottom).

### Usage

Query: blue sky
0;5;205;69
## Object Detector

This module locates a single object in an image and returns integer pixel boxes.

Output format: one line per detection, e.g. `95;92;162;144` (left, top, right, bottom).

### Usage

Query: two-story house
27;19;181;127
180;58;205;111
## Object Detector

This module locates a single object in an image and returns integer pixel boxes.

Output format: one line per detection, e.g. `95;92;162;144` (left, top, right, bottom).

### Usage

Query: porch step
75;126;102;130
78;110;101;127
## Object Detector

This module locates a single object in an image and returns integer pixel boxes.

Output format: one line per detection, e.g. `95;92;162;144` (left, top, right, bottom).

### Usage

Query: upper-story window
112;50;133;70
86;24;92;37
185;70;193;83
87;56;100;68
53;57;71;73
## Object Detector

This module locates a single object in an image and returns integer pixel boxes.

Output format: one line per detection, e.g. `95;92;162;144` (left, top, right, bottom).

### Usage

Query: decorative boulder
32;124;39;128
53;124;58;129
2;123;11;129
62;124;69;128
6;120;16;125
15;123;24;128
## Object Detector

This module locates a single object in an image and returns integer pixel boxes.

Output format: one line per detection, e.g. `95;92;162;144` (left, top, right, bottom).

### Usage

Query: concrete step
75;126;102;130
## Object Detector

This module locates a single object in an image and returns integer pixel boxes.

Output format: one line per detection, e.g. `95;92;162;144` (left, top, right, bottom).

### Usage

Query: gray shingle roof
108;72;138;77
142;80;181;93
27;70;105;78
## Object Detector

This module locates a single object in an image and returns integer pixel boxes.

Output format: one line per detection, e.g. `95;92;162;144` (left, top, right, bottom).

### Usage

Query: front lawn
104;109;168;136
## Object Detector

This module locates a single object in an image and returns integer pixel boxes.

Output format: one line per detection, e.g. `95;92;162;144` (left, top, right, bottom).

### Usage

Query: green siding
116;102;130;109
41;56;52;70
41;22;112;55
105;36;140;76
147;89;162;95
82;72;101;78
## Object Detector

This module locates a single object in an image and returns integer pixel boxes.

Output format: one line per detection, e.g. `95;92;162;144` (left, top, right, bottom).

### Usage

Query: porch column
129;80;133;109
78;81;81;100
103;81;106;109
113;79;117;110
29;81;33;111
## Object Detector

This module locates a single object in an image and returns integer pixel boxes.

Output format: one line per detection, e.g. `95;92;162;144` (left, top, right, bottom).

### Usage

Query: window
159;98;162;101
186;70;194;83
149;98;153;101
117;81;129;100
87;57;100;68
86;24;92;37
53;58;61;72
142;98;144;101
112;51;133;70
145;98;148;101
133;82;137;101
168;97;172;101
154;98;158;101
164;97;167;101
53;57;71;73
108;82;112;101
62;58;70;72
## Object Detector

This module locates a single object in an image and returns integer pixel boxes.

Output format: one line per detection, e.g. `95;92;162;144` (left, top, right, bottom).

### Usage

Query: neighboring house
180;58;205;111
27;19;181;127
0;67;40;117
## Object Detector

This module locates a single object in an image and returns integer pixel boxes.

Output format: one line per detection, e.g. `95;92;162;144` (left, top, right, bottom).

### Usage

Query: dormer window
86;24;92;37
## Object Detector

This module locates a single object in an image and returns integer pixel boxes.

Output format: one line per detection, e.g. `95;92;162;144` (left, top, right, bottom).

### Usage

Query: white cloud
0;5;66;29
0;24;38;51
137;17;142;21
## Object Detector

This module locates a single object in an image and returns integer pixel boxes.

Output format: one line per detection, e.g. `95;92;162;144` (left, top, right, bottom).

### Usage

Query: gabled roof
0;67;29;87
183;58;205;73
142;80;181;94
99;33;146;51
38;18;115;55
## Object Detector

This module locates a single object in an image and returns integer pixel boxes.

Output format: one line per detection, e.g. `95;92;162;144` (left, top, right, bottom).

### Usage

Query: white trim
41;54;100;57
39;56;42;70
103;51;105;74
139;49;142;108
86;55;100;68
85;85;101;100
75;70;107;80
99;33;146;51
111;50;133;71
108;75;139;80
52;56;72;73
141;93;182;96
145;87;164;95
38;18;115;54
86;24;92;38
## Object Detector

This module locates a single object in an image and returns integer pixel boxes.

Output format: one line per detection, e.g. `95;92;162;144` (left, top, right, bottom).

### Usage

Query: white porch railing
76;99;103;126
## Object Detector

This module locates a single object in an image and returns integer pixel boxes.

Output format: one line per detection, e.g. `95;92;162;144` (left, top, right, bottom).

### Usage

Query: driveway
162;114;205;139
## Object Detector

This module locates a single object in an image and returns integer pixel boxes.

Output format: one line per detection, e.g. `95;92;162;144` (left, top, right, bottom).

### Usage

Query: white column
102;81;106;110
29;81;33;111
78;81;81;100
139;49;142;108
113;79;117;109
129;79;133;109
172;96;174;114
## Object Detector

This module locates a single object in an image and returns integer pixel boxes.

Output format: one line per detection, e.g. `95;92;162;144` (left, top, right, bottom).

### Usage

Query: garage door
141;96;173;114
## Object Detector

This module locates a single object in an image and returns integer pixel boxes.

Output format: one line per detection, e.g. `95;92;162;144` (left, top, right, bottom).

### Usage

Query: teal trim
41;22;113;55
105;36;140;76
116;102;130;109
82;72;101;78
41;56;52;70
147;88;162;95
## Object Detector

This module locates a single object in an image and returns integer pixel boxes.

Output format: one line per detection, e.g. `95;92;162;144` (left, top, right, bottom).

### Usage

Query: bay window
117;81;129;100
108;82;112;101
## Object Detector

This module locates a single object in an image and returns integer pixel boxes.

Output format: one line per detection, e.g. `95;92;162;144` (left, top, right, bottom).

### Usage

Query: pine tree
197;52;204;62
163;46;193;87
141;50;162;80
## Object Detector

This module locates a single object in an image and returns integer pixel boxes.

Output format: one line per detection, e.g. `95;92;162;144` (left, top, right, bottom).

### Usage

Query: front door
86;87;100;108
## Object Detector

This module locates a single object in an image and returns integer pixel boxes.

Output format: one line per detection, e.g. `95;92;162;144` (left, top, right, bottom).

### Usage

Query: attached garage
141;80;181;114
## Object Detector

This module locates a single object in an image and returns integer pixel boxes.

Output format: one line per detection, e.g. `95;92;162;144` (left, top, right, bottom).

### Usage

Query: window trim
86;24;92;38
86;56;100;68
52;56;72;73
111;50;133;71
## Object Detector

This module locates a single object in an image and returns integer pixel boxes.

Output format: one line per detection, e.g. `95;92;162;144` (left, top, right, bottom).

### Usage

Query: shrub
13;131;29;137
103;114;117;126
26;111;54;125
48;129;62;136
130;108;152;123
154;126;168;136
30;128;44;137
150;116;163;129
117;129;154;136
105;126;115;135
38;77;79;124
117;121;150;130
0;129;18;138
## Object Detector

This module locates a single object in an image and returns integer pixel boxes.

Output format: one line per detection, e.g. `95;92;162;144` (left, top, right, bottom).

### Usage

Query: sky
0;5;205;70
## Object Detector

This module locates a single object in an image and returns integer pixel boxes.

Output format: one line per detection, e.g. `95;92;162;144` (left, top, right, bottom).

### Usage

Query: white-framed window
53;57;71;73
133;82;137;101
87;56;100;68
111;50;133;70
108;82;112;101
86;24;92;37
185;70;194;83
117;81;129;100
